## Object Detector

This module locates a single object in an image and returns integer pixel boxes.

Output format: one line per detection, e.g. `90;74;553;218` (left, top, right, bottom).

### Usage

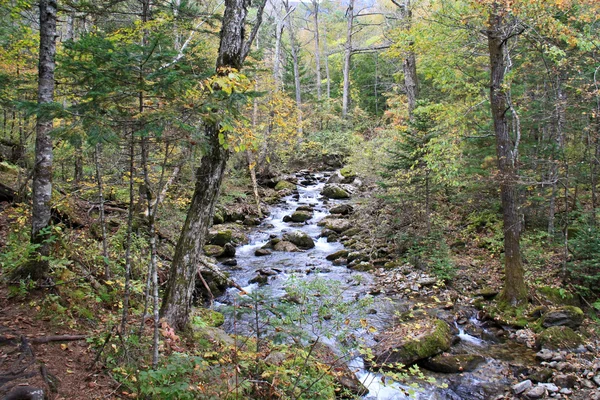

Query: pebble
536;349;554;362
523;386;546;399
559;388;572;395
539;383;559;393
582;379;596;389
513;380;533;394
594;375;600;387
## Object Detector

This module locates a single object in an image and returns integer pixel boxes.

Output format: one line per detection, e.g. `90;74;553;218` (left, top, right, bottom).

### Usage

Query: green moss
536;326;583;350
538;286;580;306
274;180;297;191
209;229;232;246
203;245;224;257
340;166;356;178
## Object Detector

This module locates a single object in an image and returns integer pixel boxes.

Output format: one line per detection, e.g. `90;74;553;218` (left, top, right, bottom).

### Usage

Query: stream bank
205;169;599;400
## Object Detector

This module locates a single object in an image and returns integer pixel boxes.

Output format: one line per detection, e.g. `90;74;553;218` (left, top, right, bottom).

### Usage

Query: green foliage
405;233;455;281
137;354;207;400
567;222;600;298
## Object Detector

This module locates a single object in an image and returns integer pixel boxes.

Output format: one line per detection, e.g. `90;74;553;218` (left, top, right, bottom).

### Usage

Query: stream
215;170;536;400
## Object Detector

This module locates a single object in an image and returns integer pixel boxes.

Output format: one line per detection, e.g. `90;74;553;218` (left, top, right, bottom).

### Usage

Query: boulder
282;230;315;249
222;243;236;257
274;180;297;191
203;245;225;258
541;306;584;329
370;319;452;369
208;229;233;246
192;326;234;347
321;184;350;199
249;274;269;285
320;218;352;233
513;380;533;395
330;204;354;215
419;354;485;373
326;250;349;261
255;248;272;257
273;240;301;252
296;205;314;212
523;385;546;399
536;326;583;351
243;216;261;226
291;211;312;222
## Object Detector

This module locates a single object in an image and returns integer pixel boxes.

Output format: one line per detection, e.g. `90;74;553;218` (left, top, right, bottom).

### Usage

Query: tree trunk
161;0;265;330
284;1;302;134
312;0;321;101
120;130;135;334
29;0;58;278
324;24;331;100
94;143;110;279
342;0;355;118
487;5;527;306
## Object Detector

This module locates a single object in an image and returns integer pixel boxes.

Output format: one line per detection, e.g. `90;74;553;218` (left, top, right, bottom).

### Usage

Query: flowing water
215;171;536;400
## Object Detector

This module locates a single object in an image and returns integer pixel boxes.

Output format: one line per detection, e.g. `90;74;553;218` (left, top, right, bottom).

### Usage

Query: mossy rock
339;166;356;178
538;286;580;307
203;245;225;258
274;180;297;191
208;229;233;246
370;319;452;370
419;354;485;373
194;308;225;327
536;326;583;350
541;306;584;329
326;250;349;261
282;230;315;249
312;343;368;397
343;227;362;237
192;326;234;348
273;240;301;252
321;184;350;199
291;211;312;222
320;218;352;233
213;211;225;225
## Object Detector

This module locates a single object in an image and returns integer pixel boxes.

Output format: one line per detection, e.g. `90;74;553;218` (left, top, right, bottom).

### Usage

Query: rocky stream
204;170;600;400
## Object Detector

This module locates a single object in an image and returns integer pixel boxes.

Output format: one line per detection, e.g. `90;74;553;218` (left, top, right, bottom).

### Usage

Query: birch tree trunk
342;0;355;118
284;0;302;134
29;0;58;278
487;4;528;306
161;0;265;330
312;0;321;101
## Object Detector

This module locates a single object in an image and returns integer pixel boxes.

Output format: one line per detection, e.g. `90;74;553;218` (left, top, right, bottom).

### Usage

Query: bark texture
161;0;264;330
30;0;58;278
487;5;528;306
342;0;355;118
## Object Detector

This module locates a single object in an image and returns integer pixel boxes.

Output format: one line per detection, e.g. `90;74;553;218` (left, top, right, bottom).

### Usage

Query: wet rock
296;205;314;212
249;274;269;285
255;248;272;257
370;319;452;369
222;258;238;267
243;216;261;226
320;228;337;238
321;184;350;199
282;215;292;222
282;230;315;249
222;243;236;257
419;354;485;373
273;240;301;252
523;385;546;399
513;380;533;395
347;261;373;271
203;244;225;258
274;180;297;191
541;306;584;329
257;268;278;276
330;204;354;215
326;250;349;261
347;252;368;263
536;326;583;350
553;373;578;388
332;258;347;266
290;211;312;222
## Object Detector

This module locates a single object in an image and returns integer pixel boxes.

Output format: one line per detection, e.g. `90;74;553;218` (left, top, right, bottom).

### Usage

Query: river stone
348;261;373;271
243;216;261;226
419;354;485;373
330;204;354;215
208;229;233;246
255;248;272;257
249;274;269;285
321;184;350;199
529;368;553;383
222;243;236;257
539;383;559;393
321;218;352;233
274;180;297;191
203;245;225;258
541;306;584;329
282;230;315;249
273;240;301;252
312;343;368;397
536;326;583;350
326;250;349;261
291;211;312;222
523;385;546;399
296;205;314;212
513;380;533;394
553;374;578;388
370;319;452;369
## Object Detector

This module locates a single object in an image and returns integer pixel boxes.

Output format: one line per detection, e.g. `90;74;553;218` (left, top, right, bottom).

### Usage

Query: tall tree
310;0;322;101
161;0;266;330
486;1;528;306
392;0;418;119
342;0;355;118
29;0;58;278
